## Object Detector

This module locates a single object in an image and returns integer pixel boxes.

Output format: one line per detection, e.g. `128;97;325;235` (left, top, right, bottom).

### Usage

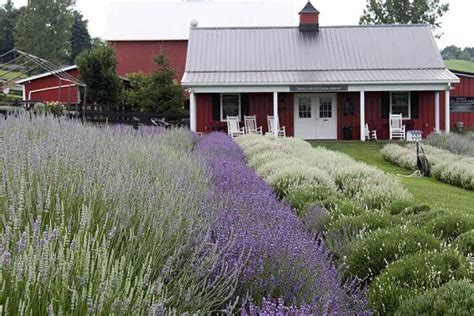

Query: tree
70;11;91;64
76;45;123;107
15;0;74;65
124;55;185;113
0;0;19;54
441;45;462;60
360;0;449;37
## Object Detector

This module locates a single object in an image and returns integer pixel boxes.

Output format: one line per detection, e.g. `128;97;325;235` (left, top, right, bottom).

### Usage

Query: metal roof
104;1;297;41
16;65;77;84
183;24;459;86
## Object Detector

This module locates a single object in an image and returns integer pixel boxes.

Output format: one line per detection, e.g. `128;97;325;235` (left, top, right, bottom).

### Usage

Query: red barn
449;70;474;128
182;2;461;140
17;66;81;105
104;1;296;78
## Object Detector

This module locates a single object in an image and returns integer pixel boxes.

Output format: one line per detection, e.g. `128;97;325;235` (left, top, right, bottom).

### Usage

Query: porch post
445;87;450;133
273;91;279;137
360;90;365;141
190;90;197;132
435;91;440;133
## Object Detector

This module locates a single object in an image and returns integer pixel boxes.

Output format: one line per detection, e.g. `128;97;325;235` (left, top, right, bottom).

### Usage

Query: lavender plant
196;133;370;314
0;115;240;314
238;135;412;211
426;132;474;157
381;143;474;190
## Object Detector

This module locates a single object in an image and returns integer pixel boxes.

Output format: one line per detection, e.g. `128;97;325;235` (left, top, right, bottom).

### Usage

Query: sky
2;0;473;49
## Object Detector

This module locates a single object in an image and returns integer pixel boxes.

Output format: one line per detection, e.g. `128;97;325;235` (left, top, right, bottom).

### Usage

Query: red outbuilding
17;66;81;105
104;1;296;78
449;70;474;128
182;2;462;140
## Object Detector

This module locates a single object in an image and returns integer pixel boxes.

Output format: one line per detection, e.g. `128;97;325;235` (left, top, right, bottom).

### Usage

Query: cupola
299;1;320;32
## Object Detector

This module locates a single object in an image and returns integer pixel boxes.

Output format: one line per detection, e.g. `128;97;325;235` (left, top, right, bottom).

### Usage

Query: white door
315;95;337;139
294;95;317;139
294;94;337;139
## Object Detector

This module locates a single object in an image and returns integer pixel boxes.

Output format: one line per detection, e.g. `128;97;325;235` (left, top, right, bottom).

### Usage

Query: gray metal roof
182;24;459;86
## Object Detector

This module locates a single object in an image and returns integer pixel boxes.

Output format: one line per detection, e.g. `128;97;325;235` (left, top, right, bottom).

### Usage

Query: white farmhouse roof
104;1;297;41
182;24;459;86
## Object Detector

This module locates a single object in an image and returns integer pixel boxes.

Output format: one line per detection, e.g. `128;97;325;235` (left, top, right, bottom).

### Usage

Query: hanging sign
450;97;474;113
290;85;348;93
1;86;9;95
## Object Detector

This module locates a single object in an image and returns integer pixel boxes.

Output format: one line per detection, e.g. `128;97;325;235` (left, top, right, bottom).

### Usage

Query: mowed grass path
310;141;474;215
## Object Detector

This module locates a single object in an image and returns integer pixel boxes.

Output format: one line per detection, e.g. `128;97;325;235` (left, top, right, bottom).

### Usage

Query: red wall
337;91;448;140
24;69;80;104
195;93;294;136
109;40;188;80
450;74;474;127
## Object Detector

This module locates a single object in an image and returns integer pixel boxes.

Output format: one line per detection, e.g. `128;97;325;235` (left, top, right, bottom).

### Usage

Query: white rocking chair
267;115;286;137
365;123;378;141
244;115;263;135
226;116;245;138
389;113;406;140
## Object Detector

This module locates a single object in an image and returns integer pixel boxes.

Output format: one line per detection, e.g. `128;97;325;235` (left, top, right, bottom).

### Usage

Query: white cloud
2;0;473;49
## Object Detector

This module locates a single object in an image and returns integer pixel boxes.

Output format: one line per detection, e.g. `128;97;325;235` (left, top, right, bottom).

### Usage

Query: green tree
70;11;91;64
360;0;449;37
144;55;185;113
441;45;462;60
124;55;185;113
76;45;123;107
15;0;74;65
0;0;19;54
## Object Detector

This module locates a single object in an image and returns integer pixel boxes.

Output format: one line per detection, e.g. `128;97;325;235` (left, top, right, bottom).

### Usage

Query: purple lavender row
196;133;371;315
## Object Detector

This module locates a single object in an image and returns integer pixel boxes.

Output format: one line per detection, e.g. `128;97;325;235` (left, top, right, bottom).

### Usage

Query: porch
189;89;452;140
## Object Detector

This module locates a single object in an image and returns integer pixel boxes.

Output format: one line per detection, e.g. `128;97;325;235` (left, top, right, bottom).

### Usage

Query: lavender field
0;116;370;314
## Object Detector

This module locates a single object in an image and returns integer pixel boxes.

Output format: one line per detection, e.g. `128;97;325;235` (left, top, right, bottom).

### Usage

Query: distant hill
445;59;474;74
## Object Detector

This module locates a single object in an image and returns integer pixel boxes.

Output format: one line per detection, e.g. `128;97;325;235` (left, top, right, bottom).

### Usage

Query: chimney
299;1;320;32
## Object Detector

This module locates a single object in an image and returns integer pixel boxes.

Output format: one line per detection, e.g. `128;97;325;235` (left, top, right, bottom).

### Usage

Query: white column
360;90;365;141
273;91;279;137
445;88;450;133
435;91;440;133
190;91;197;132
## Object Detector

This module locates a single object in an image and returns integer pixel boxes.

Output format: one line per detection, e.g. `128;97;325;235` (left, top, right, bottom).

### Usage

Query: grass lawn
445;59;474;74
310;141;474;215
0;70;25;81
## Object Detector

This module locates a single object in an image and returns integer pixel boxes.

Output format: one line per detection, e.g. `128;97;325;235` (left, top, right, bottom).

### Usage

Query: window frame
298;96;312;119
390;91;411;119
220;93;241;122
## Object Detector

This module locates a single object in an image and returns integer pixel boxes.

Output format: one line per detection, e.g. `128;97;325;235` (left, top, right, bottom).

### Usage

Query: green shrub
368;250;470;315
395;280;474;316
283;183;331;214
452;230;474;256
399;204;430;216
347;226;441;280
328;212;401;237
403;209;450;228
320;195;365;220
423;213;474;242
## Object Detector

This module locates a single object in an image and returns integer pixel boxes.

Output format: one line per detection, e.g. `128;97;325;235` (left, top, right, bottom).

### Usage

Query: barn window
220;94;241;121
390;92;411;119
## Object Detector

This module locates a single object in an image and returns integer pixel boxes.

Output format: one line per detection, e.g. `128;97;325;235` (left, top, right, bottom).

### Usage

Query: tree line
441;46;474;61
0;0;92;65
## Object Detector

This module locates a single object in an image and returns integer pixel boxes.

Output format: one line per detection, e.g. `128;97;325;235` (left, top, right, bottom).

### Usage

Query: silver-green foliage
381;143;474;190
237;135;412;211
0;116;239;314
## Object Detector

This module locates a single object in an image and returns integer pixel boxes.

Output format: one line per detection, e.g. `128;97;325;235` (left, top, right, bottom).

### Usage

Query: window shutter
241;93;250;120
211;94;220;121
410;92;419;119
381;92;390;119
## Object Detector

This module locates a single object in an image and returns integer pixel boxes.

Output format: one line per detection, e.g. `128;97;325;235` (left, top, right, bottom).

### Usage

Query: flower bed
197;133;370;314
0;116;239;314
237;135;411;212
426;132;474;157
381;143;474;190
